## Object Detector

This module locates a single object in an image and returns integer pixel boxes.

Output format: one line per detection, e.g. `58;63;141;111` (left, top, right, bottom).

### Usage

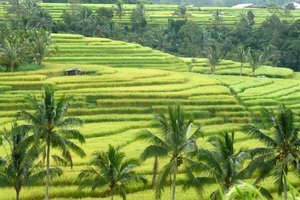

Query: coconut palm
236;46;247;76
77;145;146;200
184;131;265;200
28;30;55;65
0;122;62;200
243;104;300;200
0;36;25;72
205;45;224;75
137;105;201;200
246;48;265;76
17;86;86;200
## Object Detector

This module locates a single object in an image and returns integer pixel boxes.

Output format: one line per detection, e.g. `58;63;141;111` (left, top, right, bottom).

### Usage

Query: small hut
65;68;81;75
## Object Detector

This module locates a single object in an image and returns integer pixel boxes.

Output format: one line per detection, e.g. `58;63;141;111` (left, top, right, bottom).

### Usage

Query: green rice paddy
0;33;299;199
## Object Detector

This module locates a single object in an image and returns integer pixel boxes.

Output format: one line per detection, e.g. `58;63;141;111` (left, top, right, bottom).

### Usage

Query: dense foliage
0;0;53;71
152;0;293;6
44;0;150;4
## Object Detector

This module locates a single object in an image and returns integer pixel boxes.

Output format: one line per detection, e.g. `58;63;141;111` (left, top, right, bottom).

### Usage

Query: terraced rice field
0;34;300;199
47;34;186;71
0;62;253;199
1;3;300;26
181;57;294;78
218;75;300;124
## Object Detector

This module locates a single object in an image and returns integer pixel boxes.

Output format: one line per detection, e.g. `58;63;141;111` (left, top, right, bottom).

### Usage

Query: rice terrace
0;0;300;199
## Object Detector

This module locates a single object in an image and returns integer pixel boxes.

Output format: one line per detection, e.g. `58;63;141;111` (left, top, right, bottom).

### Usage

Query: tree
236;46;247;76
246;48;265;76
28;30;54;65
243;104;300;200
17;86;86;200
0;122;62;200
205;45;224;75
247;10;255;27
78;145;146;200
185;132;271;200
178;21;204;57
6;0;53;31
76;7;94;36
137;105;201;200
96;7;114;21
130;4;147;32
0;35;25;72
115;0;125;19
173;5;187;18
262;45;279;67
31;9;53;31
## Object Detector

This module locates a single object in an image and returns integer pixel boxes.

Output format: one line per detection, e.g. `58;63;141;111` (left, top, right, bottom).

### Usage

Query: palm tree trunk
171;166;177;200
151;157;159;189
45;140;50;200
240;62;243;76
283;174;288;200
111;190;114;200
15;187;20;200
211;65;215;75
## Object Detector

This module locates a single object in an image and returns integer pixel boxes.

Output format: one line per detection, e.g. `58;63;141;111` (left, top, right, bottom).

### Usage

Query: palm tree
246;48;265;76
115;0;125;20
173;5;187;18
17;86;86;200
77;7;94;36
243;104;300;200
0;122;62;200
137;105;201;200
184;131;266;200
77;145;146;200
0;37;25;72
236;46;247;76
28;30;55;65
205;45;224;75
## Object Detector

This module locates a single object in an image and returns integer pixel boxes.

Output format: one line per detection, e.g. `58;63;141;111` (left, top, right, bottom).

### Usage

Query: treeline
152;0;292;6
51;2;300;71
1;0;300;72
38;0;292;6
44;0;151;4
1;87;300;200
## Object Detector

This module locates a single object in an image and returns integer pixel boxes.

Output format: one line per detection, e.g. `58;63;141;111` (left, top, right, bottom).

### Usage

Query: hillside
47;34;186;71
0;34;300;199
1;3;300;26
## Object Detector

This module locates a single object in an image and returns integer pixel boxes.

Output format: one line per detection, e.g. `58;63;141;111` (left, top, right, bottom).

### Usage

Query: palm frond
136;129;168;149
256;185;273;200
140;145;168;161
52;155;68;166
155;160;174;200
17;111;42;126
59;129;85;144
27;167;62;184
184;165;214;196
242;125;277;147
57;117;83;129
